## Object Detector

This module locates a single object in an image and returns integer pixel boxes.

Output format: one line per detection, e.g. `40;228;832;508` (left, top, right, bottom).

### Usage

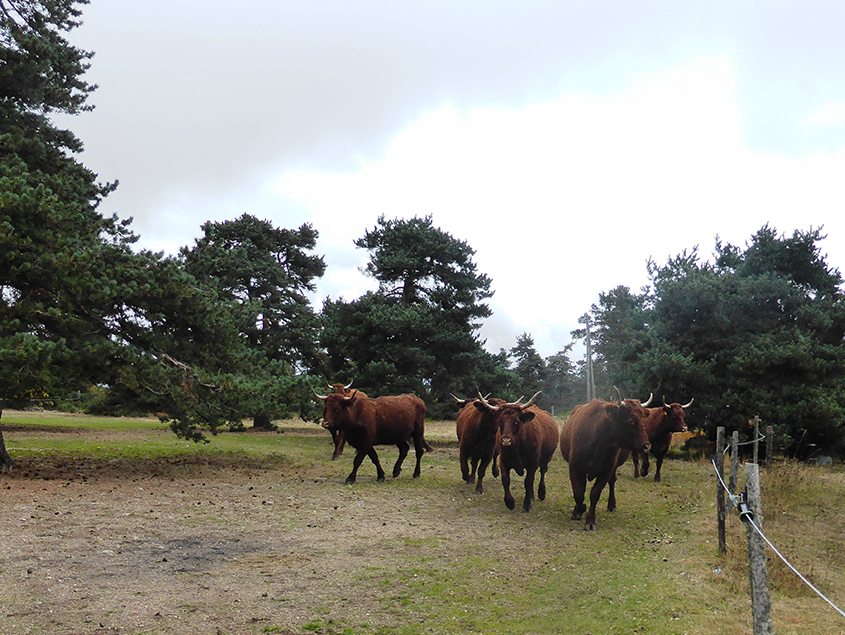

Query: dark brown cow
476;392;559;512
559;395;651;530
314;390;428;484
453;394;505;494
325;382;369;460
627;398;693;482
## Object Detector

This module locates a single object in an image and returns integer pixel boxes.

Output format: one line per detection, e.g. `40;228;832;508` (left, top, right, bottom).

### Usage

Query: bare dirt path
1;418;529;635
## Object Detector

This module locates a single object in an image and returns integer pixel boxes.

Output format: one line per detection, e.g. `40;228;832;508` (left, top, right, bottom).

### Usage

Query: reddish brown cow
453;394;506;494
560;395;651;530
325;382;369;460
476;392;559;512
626;398;693;482
314;390;428;484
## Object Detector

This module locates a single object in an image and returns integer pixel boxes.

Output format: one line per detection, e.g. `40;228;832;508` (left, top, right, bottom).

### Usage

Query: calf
476;392;559;512
560;395;651;530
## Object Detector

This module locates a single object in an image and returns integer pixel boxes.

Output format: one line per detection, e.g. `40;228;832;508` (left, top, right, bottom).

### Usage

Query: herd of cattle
313;383;692;530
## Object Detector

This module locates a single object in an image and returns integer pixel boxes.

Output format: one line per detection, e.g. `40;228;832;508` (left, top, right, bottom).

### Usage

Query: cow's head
606;394;651;453
313;389;359;433
476;391;541;447
662;397;693;433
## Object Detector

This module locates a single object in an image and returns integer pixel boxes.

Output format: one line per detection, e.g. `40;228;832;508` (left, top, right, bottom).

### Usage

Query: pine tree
322;215;496;416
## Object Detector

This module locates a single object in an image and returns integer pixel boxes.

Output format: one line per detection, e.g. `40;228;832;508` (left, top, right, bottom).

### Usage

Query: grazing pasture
1;411;843;635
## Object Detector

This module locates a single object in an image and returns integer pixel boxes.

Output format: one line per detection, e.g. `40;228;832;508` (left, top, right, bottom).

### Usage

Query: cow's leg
475;454;492;494
393;440;409;478
332;430;346;460
501;465;515;510
459;446;473;483
346;448;368;484
491;448;500;478
632;451;641;478
412;433;424;478
640;452;650;478
607;469;618;512
537;461;548;501
469;457;479;484
585;478;608;530
367;447;386;482
522;466;537;512
653;455;664;482
569;469;587;520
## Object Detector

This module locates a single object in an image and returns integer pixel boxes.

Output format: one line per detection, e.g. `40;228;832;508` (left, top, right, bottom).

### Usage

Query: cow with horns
622;397;693;482
313;389;429;484
453;393;505;494
559;393;651;530
324;381;369;460
475;392;559;512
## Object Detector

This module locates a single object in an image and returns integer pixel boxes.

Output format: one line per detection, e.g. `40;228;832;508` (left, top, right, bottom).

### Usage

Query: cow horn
343;389;358;401
451;393;466;404
312;388;329;401
477;391;501;412
681;397;694;409
613;386;622;403
519;391;542;409
344;380;354;389
641;393;653;407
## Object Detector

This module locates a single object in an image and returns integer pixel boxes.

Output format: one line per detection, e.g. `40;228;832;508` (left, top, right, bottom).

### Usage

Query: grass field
1;410;843;635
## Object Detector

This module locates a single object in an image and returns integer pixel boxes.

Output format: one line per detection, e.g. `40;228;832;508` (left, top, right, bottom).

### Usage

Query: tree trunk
0;409;14;470
252;412;275;430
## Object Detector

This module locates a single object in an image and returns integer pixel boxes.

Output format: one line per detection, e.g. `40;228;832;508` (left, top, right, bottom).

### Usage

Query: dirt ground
0;420;522;635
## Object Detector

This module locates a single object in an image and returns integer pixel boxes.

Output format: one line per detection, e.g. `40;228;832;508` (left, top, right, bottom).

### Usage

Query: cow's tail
423;438;434;453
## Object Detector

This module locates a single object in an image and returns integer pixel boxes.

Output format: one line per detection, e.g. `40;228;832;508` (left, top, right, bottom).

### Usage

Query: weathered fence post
728;430;740;509
766;425;773;467
716;426;726;555
752;415;761;464
743;463;773;635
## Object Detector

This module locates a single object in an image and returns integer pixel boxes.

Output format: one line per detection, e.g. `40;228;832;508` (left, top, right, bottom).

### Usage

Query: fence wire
711;458;845;621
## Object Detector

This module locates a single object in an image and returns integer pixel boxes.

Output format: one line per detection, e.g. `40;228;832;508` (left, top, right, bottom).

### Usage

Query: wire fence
710;456;845;621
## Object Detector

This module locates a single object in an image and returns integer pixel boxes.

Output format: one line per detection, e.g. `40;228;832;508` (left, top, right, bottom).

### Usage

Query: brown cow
560;395;651;530
453;394;505;494
626;398;693;482
325;382;369;460
314;390;428;484
476;392;559;512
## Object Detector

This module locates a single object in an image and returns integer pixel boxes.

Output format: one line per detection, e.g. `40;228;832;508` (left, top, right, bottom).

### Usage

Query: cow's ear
519;411;535;423
473;402;487;413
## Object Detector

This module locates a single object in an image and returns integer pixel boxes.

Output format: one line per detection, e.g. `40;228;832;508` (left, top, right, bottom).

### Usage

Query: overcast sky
64;1;845;358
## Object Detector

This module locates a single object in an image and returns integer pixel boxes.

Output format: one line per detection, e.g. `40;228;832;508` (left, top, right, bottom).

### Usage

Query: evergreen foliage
322;215;499;417
0;1;325;457
585;226;845;458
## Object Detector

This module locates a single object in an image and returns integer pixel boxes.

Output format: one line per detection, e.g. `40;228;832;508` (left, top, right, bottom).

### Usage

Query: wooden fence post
744;463;773;635
766;425;773;467
716;426;726;555
752;415;761;464
729;430;739;509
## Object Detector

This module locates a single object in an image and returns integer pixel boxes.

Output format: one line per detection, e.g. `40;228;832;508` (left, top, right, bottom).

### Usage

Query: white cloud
803;102;845;128
267;54;845;357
